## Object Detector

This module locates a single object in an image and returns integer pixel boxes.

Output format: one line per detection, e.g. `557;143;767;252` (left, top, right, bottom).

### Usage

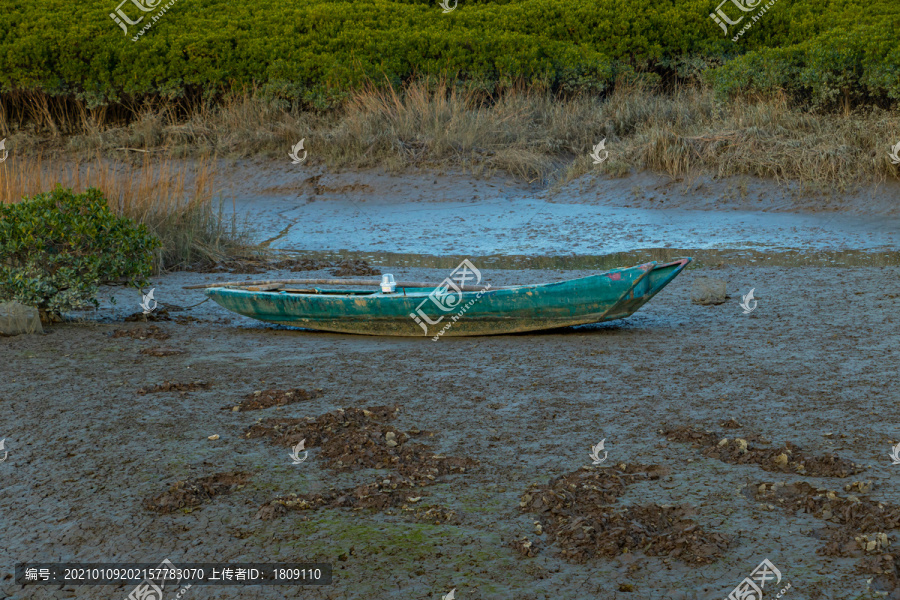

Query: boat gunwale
205;259;687;300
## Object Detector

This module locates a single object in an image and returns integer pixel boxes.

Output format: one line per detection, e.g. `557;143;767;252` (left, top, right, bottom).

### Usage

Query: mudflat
2;260;898;600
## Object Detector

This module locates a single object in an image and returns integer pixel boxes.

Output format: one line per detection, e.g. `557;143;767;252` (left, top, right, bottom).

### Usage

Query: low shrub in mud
0;187;160;321
519;463;731;564
144;472;250;514
662;425;865;477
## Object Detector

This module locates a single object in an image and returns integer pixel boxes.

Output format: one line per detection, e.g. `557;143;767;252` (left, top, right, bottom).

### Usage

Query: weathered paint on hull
206;258;691;336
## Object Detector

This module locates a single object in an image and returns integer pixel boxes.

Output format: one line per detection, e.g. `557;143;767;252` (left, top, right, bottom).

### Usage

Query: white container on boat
381;274;397;293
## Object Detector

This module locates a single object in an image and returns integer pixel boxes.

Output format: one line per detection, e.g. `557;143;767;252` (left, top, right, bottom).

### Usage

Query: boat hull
205;258;691;337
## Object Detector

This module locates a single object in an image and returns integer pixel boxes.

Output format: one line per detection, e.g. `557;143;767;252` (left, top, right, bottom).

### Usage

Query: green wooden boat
203;258;691;337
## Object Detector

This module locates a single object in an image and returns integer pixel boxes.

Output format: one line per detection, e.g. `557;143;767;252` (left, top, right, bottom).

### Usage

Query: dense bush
0;0;897;110
0;187;161;319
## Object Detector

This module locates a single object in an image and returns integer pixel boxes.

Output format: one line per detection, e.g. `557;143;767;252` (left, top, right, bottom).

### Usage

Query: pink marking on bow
607;272;622;280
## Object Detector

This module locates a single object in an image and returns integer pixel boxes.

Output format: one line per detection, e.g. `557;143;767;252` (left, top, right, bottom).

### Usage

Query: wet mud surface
226;388;323;412
125;309;172;322
138;346;187;357
1;262;899;599
137;381;212;395
245;405;476;479
251;405;474;526
519;463;731;564
750;481;900;597
111;325;171;341
203;257;380;277
144;472;251;514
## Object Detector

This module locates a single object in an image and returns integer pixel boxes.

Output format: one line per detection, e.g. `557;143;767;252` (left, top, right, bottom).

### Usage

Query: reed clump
0;154;249;271
2;81;898;189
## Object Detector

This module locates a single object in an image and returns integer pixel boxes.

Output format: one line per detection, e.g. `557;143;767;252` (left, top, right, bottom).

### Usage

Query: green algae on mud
449;487;510;515
263;511;544;591
260;513;451;564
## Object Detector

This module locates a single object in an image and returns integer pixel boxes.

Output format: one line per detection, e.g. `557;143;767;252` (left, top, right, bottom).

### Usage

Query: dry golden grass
0;153;249;271
2;81;898;190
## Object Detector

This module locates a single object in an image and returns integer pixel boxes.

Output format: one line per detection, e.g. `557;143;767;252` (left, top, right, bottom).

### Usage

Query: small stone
718;438;729;447
758;484;767;493
232;406;240;412
736;439;748;454
691;277;727;305
208;434;220;441
773;453;788;466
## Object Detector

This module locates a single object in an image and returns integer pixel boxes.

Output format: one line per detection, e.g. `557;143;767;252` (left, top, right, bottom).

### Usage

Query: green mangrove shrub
0;187;161;320
0;0;897;111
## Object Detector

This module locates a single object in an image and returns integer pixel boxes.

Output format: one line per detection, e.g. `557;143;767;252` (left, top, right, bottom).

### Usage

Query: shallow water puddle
230;195;900;255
